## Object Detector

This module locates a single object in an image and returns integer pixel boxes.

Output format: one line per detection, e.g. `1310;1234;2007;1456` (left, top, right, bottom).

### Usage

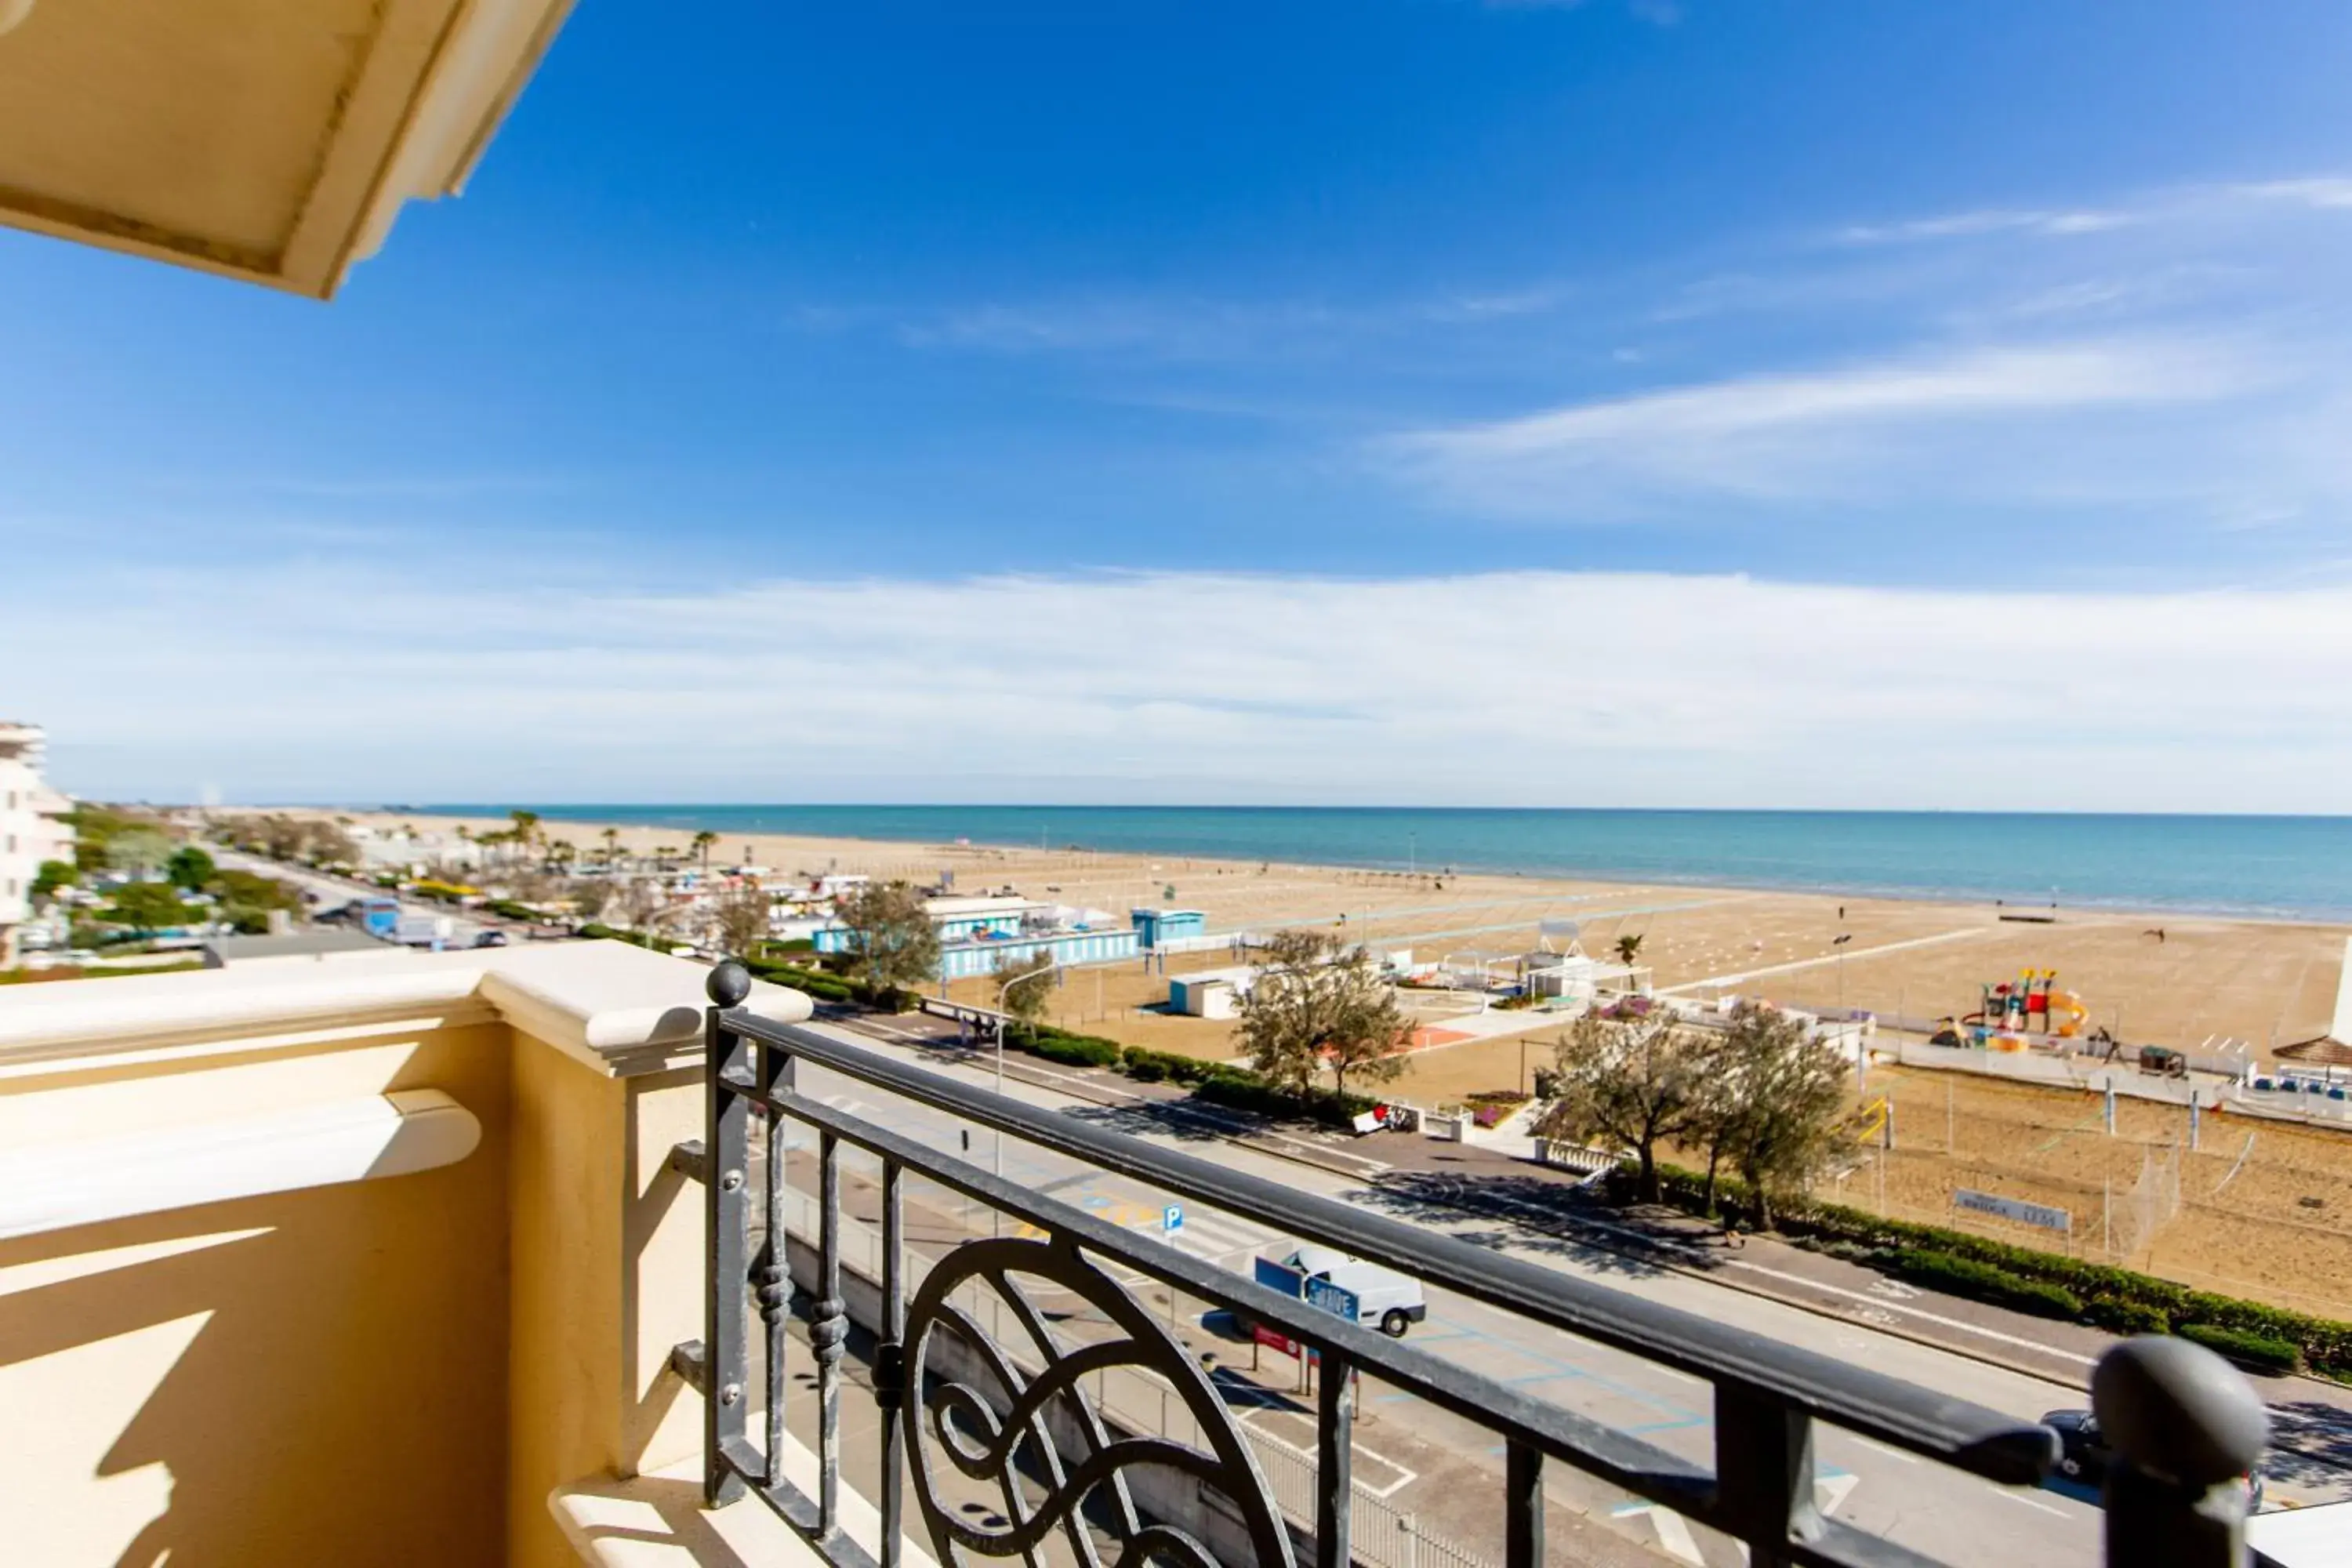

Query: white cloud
2224;178;2352;211
1838;209;2138;245
1838;174;2352;249
1379;338;2281;515
13;564;2352;814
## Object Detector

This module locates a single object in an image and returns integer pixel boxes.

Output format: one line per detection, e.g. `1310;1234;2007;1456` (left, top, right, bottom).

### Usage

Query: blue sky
9;2;2352;808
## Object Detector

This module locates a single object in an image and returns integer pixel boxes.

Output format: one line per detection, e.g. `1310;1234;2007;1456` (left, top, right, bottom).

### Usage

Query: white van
1254;1242;1428;1338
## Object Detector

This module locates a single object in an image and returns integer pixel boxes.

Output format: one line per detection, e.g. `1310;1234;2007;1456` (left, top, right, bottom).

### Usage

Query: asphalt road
786;1012;2125;1567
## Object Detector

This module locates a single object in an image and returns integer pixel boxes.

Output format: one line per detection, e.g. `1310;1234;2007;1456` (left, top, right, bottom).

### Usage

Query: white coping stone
0;938;813;1078
551;1449;941;1568
0;1089;481;1240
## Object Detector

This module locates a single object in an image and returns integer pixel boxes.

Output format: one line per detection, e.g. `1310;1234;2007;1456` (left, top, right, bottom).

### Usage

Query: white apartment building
0;721;77;962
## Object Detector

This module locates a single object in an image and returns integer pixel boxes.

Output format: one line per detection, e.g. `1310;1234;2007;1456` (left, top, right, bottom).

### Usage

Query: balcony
0;944;2275;1568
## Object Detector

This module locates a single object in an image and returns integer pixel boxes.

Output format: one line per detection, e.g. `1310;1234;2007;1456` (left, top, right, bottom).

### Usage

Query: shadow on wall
0;1145;511;1565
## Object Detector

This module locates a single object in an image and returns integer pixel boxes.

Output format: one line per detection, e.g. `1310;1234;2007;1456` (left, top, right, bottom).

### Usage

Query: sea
419;806;2352;924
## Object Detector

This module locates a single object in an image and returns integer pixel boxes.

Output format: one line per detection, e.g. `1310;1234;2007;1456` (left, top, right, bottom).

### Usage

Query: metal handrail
679;964;2267;1568
726;1004;2049;1484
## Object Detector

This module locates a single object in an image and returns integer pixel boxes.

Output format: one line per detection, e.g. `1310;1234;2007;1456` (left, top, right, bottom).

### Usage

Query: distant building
814;894;1072;955
809;888;1142;978
937;927;1140;981
1131;908;1207;948
1169;965;1255;1019
0;723;76;964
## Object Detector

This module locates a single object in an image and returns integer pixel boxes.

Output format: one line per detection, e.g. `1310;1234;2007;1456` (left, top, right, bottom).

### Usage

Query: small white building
1523;953;1650;1004
1168;965;1256;1019
0;722;76;964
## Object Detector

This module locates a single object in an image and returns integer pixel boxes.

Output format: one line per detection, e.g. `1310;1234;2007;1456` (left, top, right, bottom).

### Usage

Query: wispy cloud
16;562;2352;812
2227;178;2352;211
1837;173;2352;248
1838;208;2138;245
1380;338;2278;515
862;282;1577;365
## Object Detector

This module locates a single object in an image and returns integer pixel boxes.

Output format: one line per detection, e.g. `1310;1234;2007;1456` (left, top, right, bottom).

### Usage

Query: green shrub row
1628;1160;2352;1378
991;1024;1373;1129
2178;1323;2304;1375
1885;1250;2083;1320
737;953;909;1011
1003;1022;1123;1069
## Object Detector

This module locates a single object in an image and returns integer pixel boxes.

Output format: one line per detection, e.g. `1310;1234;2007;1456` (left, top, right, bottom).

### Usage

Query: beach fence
1537;1139;1624;1186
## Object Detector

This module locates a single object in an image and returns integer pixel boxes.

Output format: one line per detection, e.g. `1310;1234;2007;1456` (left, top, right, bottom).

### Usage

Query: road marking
1233;1410;1420;1497
1610;1502;1704;1564
1999;1490;2071;1518
1816;1471;1860;1516
1856;1437;1921;1465
1719;1258;2097;1367
1663;926;1997;994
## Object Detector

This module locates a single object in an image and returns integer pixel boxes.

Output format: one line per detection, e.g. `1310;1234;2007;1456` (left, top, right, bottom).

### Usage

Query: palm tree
601;826;622;869
691;829;719;871
510;810;543;865
1614;933;1646;969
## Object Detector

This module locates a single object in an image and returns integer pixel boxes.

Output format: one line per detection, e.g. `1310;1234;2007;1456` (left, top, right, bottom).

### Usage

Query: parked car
470;930;510;948
2042;1408;2263;1510
1254;1242;1428;1338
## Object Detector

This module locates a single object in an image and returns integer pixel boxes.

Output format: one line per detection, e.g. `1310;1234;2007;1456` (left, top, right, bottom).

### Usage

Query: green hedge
1626;1160;2352;1378
1121;1045;1221;1085
2178;1323;2303;1375
2082;1297;2171;1336
1003;1022;1123;1069
1886;1250;2082;1319
1193;1071;1373;1129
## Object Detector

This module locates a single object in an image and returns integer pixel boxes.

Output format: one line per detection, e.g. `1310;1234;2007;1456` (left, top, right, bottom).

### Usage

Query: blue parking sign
1163;1203;1184;1233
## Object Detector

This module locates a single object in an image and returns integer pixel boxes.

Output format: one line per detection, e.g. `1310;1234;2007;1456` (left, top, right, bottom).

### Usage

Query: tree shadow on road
1058;1098;1257;1146
1352;1170;1693;1282
2263;1399;2352;1489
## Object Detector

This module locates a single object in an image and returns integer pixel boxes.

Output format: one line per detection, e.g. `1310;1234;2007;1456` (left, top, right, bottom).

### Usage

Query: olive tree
1538;1013;1710;1202
709;882;774;959
992;951;1057;1024
833;880;942;991
1713;1003;1849;1230
1234;930;1410;1101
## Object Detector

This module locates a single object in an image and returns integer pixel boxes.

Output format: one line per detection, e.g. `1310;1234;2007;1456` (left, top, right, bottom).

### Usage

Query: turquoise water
426;805;2352;922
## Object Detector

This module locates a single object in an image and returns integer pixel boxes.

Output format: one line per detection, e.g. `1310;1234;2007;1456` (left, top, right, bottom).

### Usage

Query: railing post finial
2092;1334;2267;1568
708;959;752;1009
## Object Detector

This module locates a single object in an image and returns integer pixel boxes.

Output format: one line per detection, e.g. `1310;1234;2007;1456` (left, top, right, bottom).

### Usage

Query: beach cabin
924;894;1045;942
1167;964;1256;1018
936;925;1141;981
1131;907;1207;948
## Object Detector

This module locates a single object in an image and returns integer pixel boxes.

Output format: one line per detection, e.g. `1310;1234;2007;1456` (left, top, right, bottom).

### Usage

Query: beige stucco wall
506;1036;707;1568
0;1013;515;1567
0;940;796;1567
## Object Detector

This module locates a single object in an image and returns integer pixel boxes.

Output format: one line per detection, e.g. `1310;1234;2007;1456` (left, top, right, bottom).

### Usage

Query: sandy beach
299;806;2352;1315
335;807;2348;1063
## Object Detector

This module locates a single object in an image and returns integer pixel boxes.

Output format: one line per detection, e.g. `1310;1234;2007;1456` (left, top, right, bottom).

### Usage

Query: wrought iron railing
671;963;2269;1568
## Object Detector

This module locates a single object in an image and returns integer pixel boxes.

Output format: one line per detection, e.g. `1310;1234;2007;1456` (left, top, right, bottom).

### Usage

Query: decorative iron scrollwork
901;1236;1294;1568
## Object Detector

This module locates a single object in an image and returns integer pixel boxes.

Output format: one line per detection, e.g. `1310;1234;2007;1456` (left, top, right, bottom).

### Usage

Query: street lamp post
995;953;1059;1178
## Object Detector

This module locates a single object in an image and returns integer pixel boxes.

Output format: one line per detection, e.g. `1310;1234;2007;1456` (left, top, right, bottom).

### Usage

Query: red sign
1251;1322;1319;1364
